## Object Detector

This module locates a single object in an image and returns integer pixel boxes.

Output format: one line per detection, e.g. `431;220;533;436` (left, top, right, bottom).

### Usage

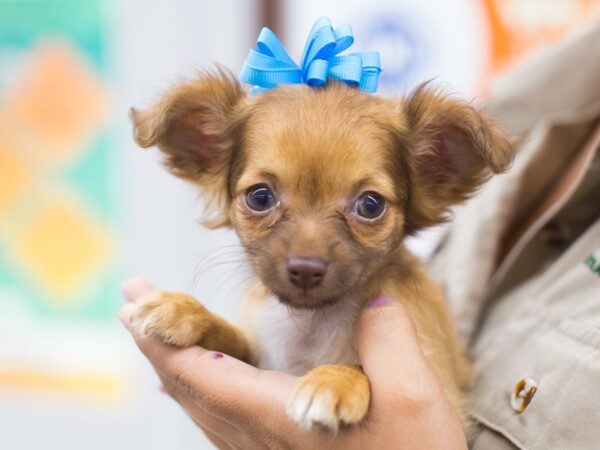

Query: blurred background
0;0;598;448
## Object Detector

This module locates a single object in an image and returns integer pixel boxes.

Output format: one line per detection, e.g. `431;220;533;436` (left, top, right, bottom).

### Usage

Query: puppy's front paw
286;365;370;432
129;291;214;347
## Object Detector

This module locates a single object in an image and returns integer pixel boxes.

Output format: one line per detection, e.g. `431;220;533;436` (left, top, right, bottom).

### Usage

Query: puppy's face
132;72;513;309
231;87;404;307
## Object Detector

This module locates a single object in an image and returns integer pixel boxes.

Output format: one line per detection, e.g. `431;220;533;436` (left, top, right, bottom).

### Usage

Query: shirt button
511;378;538;413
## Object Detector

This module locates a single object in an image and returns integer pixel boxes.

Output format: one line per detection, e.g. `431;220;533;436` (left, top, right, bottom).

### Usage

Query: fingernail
120;277;156;303
367;296;395;308
118;303;135;329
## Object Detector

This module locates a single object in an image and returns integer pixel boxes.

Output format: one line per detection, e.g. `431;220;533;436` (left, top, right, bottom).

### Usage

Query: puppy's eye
245;185;278;212
354;192;386;220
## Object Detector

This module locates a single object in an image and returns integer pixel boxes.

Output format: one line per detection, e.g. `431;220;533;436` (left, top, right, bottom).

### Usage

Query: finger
120;306;296;427
160;377;238;449
162;376;302;450
354;297;440;401
121;277;157;302
199;428;233;450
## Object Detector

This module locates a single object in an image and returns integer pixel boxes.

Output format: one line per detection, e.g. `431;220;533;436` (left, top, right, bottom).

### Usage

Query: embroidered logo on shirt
584;254;600;276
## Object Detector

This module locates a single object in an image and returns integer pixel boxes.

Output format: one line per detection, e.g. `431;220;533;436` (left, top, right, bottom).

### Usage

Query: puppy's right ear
130;70;246;186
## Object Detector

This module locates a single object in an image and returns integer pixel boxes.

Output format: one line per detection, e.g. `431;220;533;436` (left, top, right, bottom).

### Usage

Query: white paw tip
286;387;312;425
287;387;339;432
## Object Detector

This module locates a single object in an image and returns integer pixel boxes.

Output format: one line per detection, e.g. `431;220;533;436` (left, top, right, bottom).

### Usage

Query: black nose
287;256;327;290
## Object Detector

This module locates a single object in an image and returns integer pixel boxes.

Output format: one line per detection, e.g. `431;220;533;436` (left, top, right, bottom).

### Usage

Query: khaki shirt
430;23;600;449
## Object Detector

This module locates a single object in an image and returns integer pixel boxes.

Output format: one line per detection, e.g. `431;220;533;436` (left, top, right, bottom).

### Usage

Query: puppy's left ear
399;86;515;233
130;69;247;226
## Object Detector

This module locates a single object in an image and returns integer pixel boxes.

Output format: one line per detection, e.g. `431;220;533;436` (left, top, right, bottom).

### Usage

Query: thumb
354;297;439;400
120;277;158;303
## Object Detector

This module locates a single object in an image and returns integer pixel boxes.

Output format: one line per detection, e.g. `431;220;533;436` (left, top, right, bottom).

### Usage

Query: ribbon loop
240;16;382;93
305;59;329;87
332;24;354;54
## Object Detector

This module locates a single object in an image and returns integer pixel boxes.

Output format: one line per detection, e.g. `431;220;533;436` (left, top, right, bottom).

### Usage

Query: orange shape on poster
0;139;33;216
4;42;107;165
484;0;600;76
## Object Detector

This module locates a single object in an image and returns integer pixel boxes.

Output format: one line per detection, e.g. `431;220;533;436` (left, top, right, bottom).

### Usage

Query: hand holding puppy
120;278;467;450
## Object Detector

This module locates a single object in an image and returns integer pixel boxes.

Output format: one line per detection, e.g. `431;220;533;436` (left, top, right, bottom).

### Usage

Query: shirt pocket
469;316;600;450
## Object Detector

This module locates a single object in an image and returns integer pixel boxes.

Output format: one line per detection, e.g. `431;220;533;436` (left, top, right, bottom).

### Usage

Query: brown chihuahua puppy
129;70;513;431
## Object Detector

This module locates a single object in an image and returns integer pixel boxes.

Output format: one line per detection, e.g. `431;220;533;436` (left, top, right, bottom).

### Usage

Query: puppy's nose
287;256;327;290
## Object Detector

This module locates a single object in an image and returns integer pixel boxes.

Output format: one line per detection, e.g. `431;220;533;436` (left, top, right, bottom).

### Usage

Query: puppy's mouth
270;289;342;310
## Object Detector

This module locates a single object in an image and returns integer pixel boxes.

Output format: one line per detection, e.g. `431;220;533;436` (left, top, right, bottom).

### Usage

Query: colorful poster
0;0;123;399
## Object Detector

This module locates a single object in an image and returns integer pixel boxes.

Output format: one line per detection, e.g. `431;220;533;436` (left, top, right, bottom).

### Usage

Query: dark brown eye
245;185;277;212
355;192;386;220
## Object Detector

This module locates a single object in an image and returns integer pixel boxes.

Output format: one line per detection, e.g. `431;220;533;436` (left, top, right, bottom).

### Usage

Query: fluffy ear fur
130;69;247;227
400;85;515;233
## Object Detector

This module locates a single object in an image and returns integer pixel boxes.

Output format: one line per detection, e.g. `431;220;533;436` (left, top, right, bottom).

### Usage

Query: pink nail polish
212;352;224;360
367;296;395;308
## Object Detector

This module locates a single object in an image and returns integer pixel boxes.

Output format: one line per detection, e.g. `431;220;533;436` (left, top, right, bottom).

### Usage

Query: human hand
119;278;467;450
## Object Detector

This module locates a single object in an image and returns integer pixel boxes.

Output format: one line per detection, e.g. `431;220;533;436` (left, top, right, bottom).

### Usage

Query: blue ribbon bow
240;17;382;93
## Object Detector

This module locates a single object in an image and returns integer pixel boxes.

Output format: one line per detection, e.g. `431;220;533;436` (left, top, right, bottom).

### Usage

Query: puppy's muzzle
287;256;327;290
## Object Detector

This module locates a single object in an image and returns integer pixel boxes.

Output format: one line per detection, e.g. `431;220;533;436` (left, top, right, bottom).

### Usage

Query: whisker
206;259;249;296
194;257;248;281
192;248;247;275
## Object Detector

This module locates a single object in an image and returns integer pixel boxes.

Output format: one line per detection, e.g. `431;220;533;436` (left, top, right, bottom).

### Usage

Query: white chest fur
253;296;362;375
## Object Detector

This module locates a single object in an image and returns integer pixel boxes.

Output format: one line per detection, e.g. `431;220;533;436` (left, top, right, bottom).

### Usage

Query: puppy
129;70;513;431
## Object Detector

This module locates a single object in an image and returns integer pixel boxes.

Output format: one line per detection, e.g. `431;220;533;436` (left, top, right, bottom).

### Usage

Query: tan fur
129;70;514;431
377;249;472;412
130;291;248;361
286;364;370;431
